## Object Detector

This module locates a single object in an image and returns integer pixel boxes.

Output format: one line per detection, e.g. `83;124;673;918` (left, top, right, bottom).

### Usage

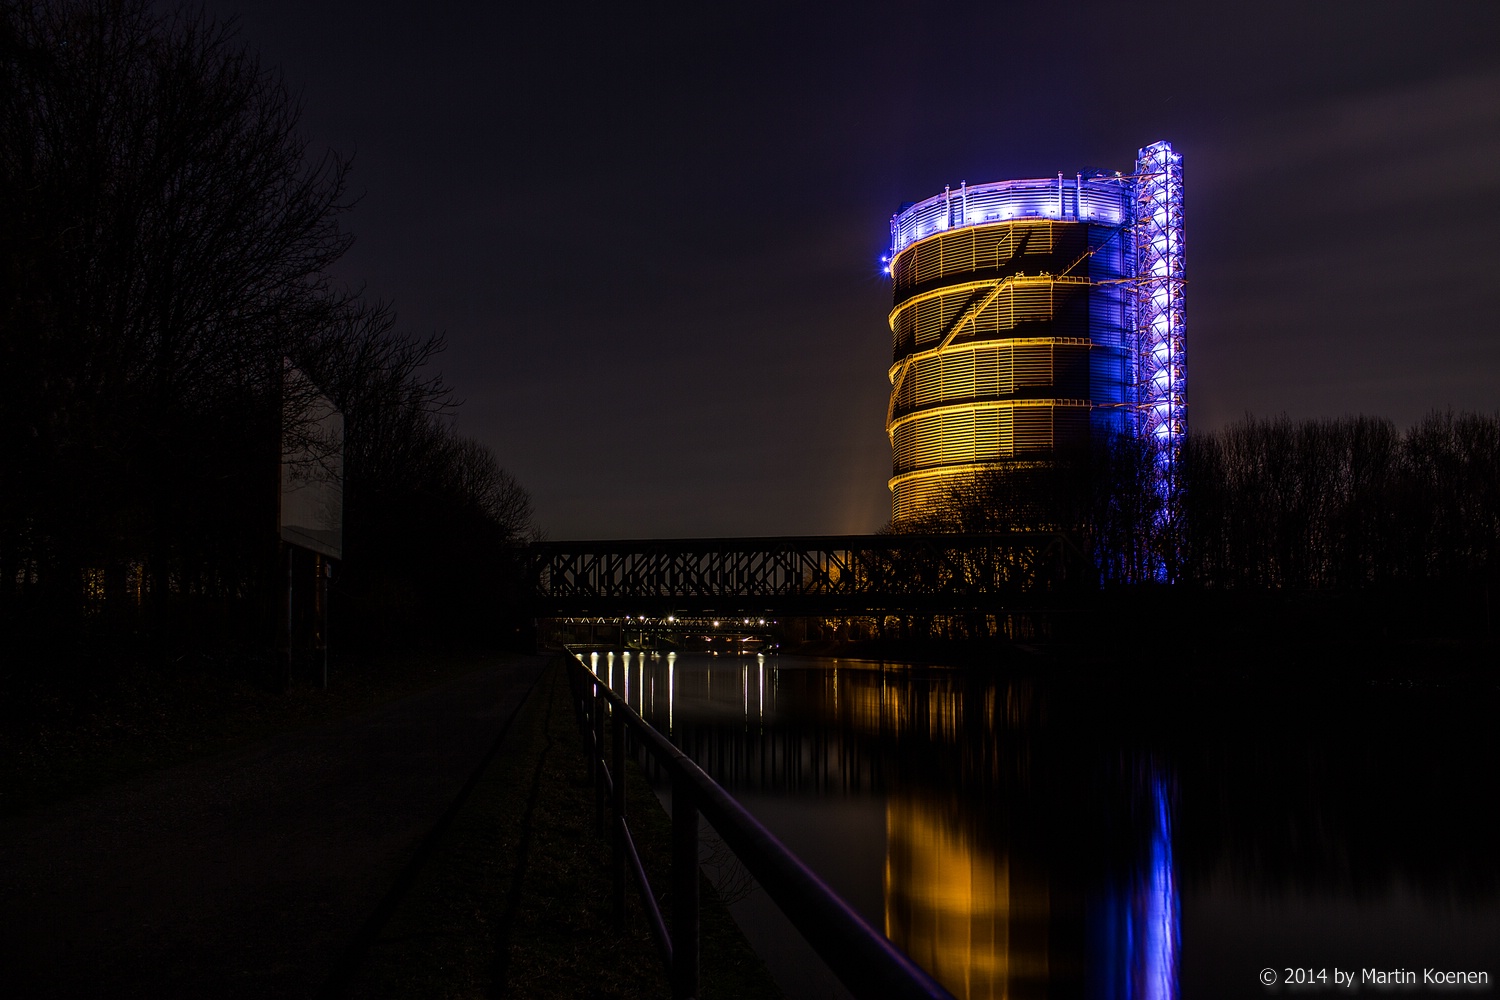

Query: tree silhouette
1;0;531;655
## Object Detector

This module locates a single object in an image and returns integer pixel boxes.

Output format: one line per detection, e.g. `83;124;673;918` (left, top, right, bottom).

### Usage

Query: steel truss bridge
527;533;1090;617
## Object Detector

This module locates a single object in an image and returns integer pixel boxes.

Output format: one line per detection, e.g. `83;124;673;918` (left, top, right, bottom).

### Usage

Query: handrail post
593;681;606;835
611;704;627;931
583;677;598;783
671;771;700;1000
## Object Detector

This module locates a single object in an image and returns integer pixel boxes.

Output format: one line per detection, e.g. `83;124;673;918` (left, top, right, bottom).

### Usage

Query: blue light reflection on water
1143;777;1180;1000
1093;768;1179;1000
1146;779;1182;1000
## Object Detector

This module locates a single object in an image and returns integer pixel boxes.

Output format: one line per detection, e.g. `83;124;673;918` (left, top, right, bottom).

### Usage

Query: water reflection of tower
884;795;1052;1000
1090;761;1180;1000
881;764;1181;1000
619;657;1183;1000
857;670;1057;1000
854;669;1180;1000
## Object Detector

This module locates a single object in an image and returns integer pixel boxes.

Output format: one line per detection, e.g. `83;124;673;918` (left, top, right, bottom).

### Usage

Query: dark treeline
1179;412;1499;592
0;0;532;660
904;413;1500;641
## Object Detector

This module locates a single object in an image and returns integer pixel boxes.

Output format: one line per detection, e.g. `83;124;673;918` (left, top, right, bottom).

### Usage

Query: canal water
582;649;1500;999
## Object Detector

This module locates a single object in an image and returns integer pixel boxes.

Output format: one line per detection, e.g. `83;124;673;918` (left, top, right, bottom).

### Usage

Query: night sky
200;0;1500;540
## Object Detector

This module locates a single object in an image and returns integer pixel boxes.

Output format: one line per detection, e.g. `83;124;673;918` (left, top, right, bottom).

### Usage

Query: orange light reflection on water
885;796;1048;1000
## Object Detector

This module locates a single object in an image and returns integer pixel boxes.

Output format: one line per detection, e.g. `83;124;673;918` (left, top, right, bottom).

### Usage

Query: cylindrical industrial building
884;142;1184;524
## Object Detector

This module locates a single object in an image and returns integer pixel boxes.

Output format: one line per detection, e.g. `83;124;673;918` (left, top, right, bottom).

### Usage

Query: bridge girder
527;533;1090;617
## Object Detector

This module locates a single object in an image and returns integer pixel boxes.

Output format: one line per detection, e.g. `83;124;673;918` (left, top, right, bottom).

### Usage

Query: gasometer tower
883;141;1185;524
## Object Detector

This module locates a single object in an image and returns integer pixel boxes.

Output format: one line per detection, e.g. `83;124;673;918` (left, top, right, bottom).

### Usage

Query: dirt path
0;653;551;999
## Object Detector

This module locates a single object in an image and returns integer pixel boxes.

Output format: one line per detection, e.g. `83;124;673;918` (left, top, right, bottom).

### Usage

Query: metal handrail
564;651;955;1000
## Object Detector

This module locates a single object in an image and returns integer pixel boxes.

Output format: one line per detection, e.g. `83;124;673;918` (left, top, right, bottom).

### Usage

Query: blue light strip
888;174;1132;257
1132;141;1186;495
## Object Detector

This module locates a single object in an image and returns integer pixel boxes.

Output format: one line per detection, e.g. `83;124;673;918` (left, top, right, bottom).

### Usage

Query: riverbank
0;650;778;998
0;644;507;817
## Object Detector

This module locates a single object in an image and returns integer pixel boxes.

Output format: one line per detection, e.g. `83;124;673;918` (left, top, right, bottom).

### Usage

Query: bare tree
1;0;535;653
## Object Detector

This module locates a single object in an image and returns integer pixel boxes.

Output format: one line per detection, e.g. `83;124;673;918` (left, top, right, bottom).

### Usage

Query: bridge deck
528;533;1090;616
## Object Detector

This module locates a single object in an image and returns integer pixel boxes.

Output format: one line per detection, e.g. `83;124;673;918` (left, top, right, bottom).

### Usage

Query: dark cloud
1190;68;1500;428
200;0;1500;538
